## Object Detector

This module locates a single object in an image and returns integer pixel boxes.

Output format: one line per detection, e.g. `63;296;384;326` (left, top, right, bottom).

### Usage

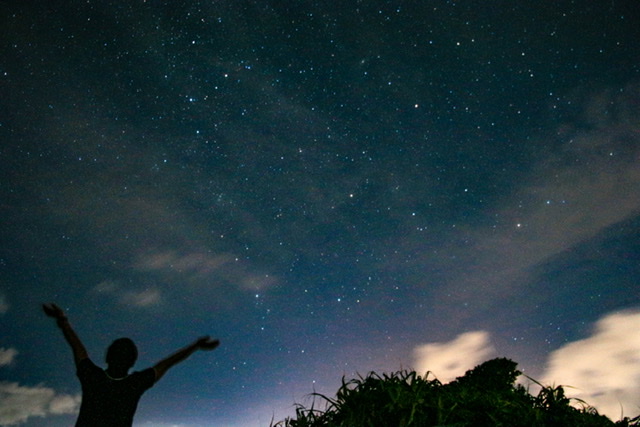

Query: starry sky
1;1;640;426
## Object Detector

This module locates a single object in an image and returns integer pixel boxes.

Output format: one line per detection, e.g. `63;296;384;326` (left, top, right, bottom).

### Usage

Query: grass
271;358;640;427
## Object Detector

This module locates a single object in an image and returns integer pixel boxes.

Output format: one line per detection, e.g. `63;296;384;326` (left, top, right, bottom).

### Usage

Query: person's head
105;338;138;371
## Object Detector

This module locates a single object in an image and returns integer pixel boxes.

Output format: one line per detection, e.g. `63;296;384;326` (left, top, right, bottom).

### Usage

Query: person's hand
195;336;220;351
42;303;67;321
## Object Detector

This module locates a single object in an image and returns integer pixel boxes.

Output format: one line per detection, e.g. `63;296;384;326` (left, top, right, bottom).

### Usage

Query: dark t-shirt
75;358;156;427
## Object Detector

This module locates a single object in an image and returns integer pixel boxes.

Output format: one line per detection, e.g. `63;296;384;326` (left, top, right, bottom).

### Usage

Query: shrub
271;358;638;427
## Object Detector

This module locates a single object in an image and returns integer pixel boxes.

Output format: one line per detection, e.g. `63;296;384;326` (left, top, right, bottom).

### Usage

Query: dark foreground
272;358;639;427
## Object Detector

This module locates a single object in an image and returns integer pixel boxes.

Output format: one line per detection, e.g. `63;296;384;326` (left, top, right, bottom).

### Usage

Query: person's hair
106;338;138;369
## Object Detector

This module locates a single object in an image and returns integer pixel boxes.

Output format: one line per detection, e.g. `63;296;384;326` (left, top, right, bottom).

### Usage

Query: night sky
1;1;640;426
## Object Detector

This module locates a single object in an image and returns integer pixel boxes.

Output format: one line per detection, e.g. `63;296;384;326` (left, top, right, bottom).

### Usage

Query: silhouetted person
43;303;220;427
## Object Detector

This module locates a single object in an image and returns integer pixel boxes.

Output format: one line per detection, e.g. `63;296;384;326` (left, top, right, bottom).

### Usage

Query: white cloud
413;331;495;383
412;310;640;420
48;393;82;415
0;381;80;425
0;348;18;366
541;310;640;420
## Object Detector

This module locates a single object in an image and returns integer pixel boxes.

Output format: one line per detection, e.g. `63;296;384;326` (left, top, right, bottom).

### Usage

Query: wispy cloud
133;249;277;291
90;247;277;311
23;100;281;303
541;309;640;420
398;83;640;318
413;331;495;383
93;280;162;308
0;381;80;425
0;348;18;367
121;288;162;307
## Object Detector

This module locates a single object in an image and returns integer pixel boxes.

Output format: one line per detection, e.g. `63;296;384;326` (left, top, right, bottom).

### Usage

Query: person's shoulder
131;367;157;386
76;357;100;378
77;357;97;369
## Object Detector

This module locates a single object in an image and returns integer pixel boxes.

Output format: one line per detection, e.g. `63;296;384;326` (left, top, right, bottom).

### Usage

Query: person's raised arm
152;336;219;382
42;303;89;367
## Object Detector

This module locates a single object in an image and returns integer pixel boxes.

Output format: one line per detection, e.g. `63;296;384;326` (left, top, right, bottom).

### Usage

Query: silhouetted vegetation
272;358;639;427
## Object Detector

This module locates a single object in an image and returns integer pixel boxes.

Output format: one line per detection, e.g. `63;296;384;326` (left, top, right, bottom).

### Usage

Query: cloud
91;248;278;311
398;82;640;319
541;309;640;420
93;280;162;308
121;288;162;307
0;346;80;424
413;309;640;420
133;249;277;291
0;348;18;367
133;250;236;282
473;114;639;294
0;381;80;425
413;331;495;383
